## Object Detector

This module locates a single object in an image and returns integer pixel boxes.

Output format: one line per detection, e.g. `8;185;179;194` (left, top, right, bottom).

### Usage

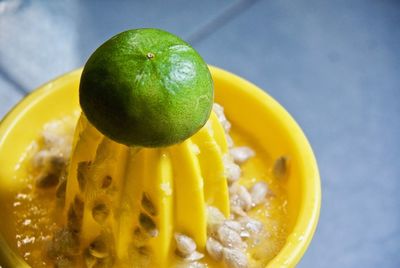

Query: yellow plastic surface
0;66;321;268
63;113;228;266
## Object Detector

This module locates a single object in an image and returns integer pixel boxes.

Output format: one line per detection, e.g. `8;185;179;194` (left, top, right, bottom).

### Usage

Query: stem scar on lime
79;28;214;147
146;52;155;59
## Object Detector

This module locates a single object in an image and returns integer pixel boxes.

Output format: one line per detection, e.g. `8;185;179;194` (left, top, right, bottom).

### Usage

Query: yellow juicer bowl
0;66;321;267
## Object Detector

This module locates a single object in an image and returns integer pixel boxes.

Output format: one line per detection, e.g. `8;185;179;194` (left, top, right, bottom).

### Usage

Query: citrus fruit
79;28;213;147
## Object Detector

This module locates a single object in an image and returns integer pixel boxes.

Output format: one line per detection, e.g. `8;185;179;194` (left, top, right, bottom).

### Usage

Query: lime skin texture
80;28;214;147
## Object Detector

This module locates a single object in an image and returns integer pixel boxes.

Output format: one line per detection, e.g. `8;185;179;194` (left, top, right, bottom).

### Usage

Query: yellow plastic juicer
0;66;321;268
63;111;230;267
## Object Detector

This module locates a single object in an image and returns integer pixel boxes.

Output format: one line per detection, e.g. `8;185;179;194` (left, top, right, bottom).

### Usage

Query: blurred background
1;0;399;267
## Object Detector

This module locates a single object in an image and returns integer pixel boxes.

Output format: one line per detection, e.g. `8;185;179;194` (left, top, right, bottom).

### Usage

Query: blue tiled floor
1;0;399;267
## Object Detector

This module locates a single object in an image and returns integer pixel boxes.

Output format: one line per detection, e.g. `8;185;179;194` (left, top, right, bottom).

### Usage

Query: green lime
79;28;213;147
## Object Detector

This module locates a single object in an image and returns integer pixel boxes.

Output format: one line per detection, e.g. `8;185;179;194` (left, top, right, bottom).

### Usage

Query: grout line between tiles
0;68;29;95
185;0;262;45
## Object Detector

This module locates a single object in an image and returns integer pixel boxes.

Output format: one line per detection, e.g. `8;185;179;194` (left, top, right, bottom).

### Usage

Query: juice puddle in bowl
8;104;288;268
